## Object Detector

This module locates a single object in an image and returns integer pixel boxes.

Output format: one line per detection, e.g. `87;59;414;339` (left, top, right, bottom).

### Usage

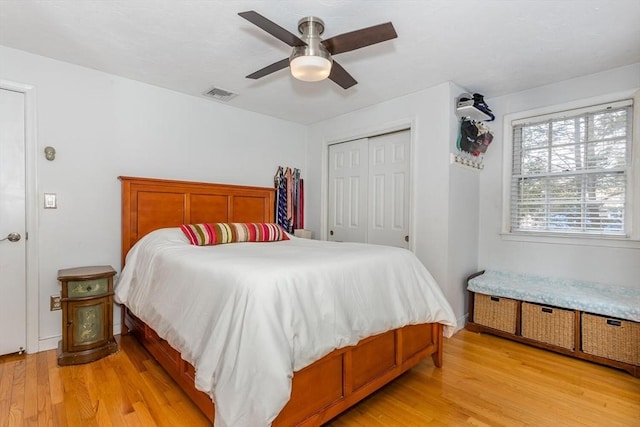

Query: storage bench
466;270;640;377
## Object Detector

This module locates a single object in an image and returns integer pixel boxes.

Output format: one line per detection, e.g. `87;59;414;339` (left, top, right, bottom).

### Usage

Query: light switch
44;193;57;209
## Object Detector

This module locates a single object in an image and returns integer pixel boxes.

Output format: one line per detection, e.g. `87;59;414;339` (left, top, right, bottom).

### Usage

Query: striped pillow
180;223;289;246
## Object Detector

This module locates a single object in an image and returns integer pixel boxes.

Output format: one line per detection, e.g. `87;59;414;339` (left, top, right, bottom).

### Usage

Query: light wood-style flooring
1;329;638;426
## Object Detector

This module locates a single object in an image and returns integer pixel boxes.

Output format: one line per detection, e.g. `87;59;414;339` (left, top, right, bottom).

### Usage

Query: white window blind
510;100;632;236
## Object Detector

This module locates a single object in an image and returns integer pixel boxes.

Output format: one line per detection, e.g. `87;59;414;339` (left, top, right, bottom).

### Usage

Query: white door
327;129;411;248
0;88;27;355
367;130;410;248
328;138;368;243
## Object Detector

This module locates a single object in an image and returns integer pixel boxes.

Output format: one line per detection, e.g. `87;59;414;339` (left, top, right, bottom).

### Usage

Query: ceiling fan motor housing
290;16;333;81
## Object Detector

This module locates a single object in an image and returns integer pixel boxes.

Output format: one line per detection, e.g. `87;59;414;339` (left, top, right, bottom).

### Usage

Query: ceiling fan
238;10;397;89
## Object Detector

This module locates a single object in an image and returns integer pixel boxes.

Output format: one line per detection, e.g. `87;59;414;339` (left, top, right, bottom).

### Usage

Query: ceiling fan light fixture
290;55;332;82
288;16;332;82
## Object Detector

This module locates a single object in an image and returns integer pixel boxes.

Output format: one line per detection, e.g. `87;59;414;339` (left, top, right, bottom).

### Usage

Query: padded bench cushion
468;270;640;322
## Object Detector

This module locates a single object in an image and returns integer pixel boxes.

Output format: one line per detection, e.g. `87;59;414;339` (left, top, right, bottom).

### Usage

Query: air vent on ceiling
203;87;238;102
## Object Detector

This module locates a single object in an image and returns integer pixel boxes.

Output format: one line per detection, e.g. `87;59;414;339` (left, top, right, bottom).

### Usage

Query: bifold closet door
328;130;410;248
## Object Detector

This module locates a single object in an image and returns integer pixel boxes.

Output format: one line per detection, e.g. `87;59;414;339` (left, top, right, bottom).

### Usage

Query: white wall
447;84;481;324
0;46;307;350
478;64;640;288
306;82;479;325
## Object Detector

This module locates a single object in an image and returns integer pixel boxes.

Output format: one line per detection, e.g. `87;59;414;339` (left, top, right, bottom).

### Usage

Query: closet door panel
328;139;368;243
367;130;410;248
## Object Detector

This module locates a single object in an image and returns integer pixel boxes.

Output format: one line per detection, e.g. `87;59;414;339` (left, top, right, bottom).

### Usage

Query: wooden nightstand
57;265;118;365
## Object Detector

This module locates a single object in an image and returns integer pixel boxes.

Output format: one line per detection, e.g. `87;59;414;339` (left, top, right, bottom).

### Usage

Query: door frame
1;80;39;353
322;118;416;250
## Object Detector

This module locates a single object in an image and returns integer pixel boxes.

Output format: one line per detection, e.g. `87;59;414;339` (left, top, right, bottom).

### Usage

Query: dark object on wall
471;93;495;121
44;146;56;161
457;93;495;121
274;166;304;233
457;118;494;156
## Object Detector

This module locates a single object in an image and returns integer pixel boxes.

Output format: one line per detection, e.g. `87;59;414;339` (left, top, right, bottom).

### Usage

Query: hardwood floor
1;329;638;426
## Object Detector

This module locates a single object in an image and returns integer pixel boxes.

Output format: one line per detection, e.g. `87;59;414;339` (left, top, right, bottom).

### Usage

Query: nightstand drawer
67;278;109;298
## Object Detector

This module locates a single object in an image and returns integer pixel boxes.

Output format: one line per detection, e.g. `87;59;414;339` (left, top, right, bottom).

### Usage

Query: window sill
500;232;640;249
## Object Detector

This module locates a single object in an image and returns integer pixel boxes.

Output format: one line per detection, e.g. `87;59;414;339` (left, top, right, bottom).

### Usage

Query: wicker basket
473;293;518;334
582;313;640;366
521;302;575;350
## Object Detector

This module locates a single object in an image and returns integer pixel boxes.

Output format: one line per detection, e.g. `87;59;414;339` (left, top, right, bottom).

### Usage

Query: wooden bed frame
119;176;444;426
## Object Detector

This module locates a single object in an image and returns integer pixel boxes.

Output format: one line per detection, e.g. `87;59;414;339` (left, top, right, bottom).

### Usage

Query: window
509;100;633;236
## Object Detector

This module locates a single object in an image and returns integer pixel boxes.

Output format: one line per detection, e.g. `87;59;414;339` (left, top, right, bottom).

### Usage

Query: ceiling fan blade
329;61;357;89
246;58;290;79
238;11;307;47
322;22;397;55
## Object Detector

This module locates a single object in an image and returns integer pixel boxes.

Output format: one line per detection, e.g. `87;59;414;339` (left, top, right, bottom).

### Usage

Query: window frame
501;90;640;248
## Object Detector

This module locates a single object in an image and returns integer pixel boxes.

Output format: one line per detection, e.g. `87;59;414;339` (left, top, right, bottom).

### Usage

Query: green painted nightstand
57;265;118;365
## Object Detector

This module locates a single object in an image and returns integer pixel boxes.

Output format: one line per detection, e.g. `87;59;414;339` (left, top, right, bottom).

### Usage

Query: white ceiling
1;1;639;125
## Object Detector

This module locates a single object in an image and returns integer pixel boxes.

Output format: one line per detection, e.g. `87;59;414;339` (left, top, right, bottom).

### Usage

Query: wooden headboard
119;176;275;266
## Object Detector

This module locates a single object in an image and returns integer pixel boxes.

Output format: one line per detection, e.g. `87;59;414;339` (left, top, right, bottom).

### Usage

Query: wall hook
44;146;56;161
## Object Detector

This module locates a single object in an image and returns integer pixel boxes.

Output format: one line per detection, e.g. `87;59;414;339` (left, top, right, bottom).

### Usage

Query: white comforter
115;228;457;427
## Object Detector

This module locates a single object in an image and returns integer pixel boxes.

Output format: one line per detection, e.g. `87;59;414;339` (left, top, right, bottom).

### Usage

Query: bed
115;176;456;426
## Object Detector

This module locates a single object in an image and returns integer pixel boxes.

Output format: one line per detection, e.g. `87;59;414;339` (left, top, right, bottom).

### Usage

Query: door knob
0;232;21;242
